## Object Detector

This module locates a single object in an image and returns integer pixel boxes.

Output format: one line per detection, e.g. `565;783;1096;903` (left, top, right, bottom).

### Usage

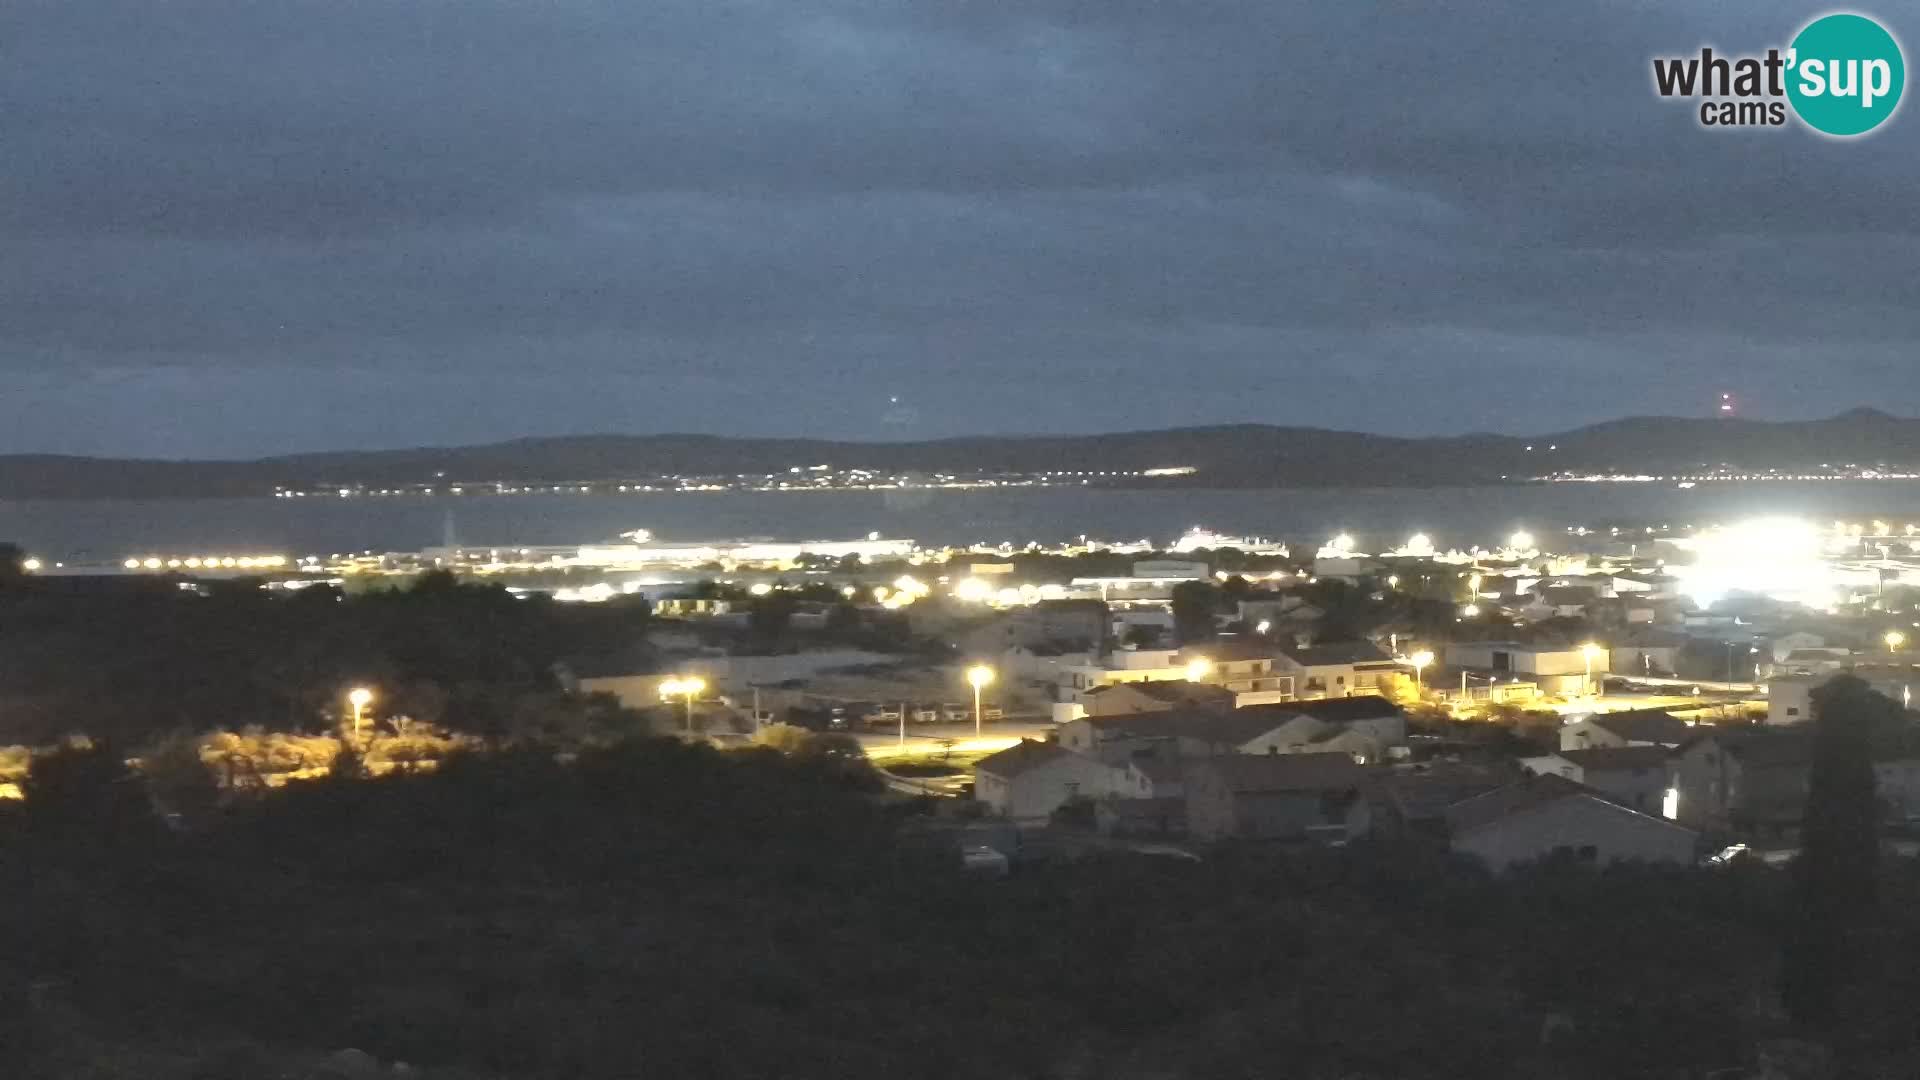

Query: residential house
1445;774;1699;870
1558;708;1692;751
1445;641;1609;697
1768;667;1915;725
1374;762;1524;838
1234;697;1409;763
1273;641;1399;698
1523;585;1601;621
1519;745;1671;816
972;740;1121;820
1080;679;1236;717
1058;709;1296;763
1184;753;1373;842
1610;630;1688;677
1667;728;1814;832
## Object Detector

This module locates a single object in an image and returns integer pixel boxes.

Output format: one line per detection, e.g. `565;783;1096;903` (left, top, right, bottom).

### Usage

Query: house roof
1280;641;1393;667
1583;708;1692;745
1540;586;1599;606
1554;745;1672;772
1202;639;1287;663
1084;680;1235;707
974;739;1081;780
1377;763;1523;823
1127;754;1188;784
1236;696;1407;726
1196;752;1367;794
1443;773;1674;836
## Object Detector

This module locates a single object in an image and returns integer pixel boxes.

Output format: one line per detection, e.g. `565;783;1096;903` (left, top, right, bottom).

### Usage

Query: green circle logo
1787;13;1905;136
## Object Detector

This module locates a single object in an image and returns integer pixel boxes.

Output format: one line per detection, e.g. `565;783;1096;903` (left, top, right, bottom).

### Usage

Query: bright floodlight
658;678;683;698
1409;650;1434;669
1581;643;1604;660
953;577;993;603
1185;657;1213;682
347;687;374;709
681;676;706;696
1461;604;1480;618
1672;517;1832;610
966;664;995;690
1255;619;1271;635
1510;530;1535;550
1888;631;1907;652
749;582;772;596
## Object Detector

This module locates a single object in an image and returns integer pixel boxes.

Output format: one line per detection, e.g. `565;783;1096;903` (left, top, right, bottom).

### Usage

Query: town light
347;687;374;738
749;582;772;596
1461;604;1480;618
1888;630;1907;653
1185;657;1213;682
1255;620;1271;635
21;558;40;572
1510;530;1535;550
1409;650;1434;691
1581;643;1603;698
1386;575;1400;589
966;664;995;737
660;675;706;733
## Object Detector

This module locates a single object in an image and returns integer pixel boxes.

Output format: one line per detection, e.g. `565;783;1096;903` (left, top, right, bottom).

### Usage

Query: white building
1519;746;1671;816
1558;708;1692;751
972;740;1120;820
1445;641;1609;697
1768;667;1916;726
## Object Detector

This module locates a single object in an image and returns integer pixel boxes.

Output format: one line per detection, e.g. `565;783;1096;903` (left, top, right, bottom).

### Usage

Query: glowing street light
1581;643;1604;697
1255;619;1271;636
1461;604;1481;618
347;687;374;739
1888;630;1907;654
1185;657;1213;683
1386;575;1400;589
966;664;995;737
1510;530;1535;551
1409;650;1434;693
660;675;707;733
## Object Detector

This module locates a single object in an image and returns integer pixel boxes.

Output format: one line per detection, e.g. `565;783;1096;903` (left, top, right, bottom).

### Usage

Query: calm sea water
8;483;1920;560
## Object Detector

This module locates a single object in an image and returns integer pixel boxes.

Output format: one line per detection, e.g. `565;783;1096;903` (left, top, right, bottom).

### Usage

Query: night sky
4;1;1917;457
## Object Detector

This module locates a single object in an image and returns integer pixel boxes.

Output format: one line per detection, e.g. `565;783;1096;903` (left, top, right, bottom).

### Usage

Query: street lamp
966;664;995;737
1888;630;1906;654
347;687;374;739
1184;657;1213;683
1255;620;1271;636
660;676;706;734
1409;650;1434;693
1581;643;1603;698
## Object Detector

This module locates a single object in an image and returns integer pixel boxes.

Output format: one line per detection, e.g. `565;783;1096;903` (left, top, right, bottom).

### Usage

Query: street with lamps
966;664;995;737
659;675;707;734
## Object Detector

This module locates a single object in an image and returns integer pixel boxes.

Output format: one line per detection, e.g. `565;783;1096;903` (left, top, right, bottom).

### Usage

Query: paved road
855;720;1053;760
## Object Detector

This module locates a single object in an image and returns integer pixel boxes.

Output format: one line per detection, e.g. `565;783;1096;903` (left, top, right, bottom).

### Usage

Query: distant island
5;408;1920;499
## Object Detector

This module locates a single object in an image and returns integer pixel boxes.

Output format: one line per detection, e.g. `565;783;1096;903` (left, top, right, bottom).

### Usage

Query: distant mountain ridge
3;410;1920;499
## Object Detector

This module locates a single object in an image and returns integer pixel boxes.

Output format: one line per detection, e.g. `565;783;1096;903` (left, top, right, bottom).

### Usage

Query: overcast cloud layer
2;0;1917;456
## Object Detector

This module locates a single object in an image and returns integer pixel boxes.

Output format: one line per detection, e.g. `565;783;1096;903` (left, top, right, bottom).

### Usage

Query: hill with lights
2;408;1918;498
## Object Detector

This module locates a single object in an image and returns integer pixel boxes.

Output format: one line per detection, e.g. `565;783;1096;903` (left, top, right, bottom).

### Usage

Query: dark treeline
8;733;1920;1078
0;567;653;746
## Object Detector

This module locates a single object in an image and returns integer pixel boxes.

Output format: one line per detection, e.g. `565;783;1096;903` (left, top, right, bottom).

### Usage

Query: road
854;719;1053;760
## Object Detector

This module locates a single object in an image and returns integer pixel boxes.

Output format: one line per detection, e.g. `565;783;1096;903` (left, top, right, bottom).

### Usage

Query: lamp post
660;676;706;734
966;664;995;738
347;687;373;740
1184;657;1212;683
1887;630;1906;655
1409;650;1434;694
1581;643;1603;698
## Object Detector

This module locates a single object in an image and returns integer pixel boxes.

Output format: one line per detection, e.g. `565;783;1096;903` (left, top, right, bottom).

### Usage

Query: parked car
981;705;1004;722
912;705;940;724
941;703;970;723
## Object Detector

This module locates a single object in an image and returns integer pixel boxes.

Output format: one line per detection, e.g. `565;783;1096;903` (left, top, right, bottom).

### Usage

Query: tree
0;541;24;585
1170;581;1220;643
1781;675;1891;1028
748;592;798;641
23;739;157;844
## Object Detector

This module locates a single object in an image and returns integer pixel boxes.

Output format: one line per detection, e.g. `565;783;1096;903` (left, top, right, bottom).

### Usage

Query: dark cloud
2;0;1917;454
